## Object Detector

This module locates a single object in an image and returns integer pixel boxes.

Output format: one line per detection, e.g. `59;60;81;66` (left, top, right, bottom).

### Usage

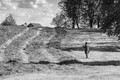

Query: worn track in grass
0;28;29;61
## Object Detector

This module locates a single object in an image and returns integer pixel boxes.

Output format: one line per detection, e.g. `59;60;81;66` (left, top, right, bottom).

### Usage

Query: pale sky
0;0;60;27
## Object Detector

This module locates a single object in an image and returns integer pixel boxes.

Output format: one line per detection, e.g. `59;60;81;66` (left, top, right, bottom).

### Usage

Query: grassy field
0;25;27;46
0;27;120;80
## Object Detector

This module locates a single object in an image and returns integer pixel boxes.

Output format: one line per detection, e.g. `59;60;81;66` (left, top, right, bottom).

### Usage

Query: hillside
0;25;27;45
0;27;120;80
62;28;118;46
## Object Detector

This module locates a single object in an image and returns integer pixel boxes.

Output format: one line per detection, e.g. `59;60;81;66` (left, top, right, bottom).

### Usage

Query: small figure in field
83;42;90;58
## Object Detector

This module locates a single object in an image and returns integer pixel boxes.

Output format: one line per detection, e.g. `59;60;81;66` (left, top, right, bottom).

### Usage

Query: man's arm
83;45;85;48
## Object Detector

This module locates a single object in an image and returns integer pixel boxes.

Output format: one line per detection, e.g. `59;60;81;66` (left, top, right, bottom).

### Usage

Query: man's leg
86;53;88;58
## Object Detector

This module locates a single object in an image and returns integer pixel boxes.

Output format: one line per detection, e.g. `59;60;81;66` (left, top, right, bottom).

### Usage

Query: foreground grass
1;61;120;80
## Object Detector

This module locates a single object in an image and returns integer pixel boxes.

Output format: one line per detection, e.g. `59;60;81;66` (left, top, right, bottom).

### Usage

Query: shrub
46;41;61;49
55;27;67;37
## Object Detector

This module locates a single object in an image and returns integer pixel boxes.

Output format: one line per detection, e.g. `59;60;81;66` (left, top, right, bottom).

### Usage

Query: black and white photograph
0;0;120;80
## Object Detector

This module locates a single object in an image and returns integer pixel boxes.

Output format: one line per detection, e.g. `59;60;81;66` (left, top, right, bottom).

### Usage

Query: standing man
83;42;90;58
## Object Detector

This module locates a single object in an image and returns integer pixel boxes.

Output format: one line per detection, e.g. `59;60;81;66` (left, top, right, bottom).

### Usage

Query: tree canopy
51;12;67;27
54;0;120;39
59;0;82;28
100;0;120;38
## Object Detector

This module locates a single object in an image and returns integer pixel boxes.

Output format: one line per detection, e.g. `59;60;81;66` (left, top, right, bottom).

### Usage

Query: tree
51;12;67;27
100;0;120;39
94;0;102;28
1;14;16;26
59;0;82;29
58;0;103;29
82;0;102;28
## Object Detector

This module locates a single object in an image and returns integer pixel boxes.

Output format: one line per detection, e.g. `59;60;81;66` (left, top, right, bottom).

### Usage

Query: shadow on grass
29;61;50;64
57;59;120;66
24;60;120;66
61;46;120;52
57;60;82;65
61;47;83;52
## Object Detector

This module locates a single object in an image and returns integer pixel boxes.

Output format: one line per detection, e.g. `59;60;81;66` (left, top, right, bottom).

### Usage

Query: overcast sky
0;0;60;27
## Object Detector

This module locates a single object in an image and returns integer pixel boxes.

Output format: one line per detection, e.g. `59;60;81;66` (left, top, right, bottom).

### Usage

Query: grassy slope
0;25;27;46
4;28;40;62
24;28;120;62
60;28;120;62
62;28;118;47
1;28;120;80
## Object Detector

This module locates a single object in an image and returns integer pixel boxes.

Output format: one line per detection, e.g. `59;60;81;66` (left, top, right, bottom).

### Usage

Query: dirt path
19;30;40;63
0;28;29;61
0;28;42;62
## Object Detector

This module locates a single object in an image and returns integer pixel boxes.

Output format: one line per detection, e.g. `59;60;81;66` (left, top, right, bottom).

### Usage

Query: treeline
51;0;120;38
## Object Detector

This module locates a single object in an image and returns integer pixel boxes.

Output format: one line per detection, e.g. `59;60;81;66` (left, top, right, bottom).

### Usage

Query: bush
1;14;16;26
46;41;61;49
55;27;67;37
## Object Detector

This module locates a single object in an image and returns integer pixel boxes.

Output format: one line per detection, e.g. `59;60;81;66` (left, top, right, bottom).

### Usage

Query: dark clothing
83;42;90;58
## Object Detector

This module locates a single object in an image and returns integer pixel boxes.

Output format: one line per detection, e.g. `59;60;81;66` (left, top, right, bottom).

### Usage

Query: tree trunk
97;21;100;28
72;18;75;29
89;19;93;28
97;16;100;28
76;20;79;29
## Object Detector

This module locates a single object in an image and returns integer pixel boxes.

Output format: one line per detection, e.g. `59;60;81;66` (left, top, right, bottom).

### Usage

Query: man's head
85;42;87;45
